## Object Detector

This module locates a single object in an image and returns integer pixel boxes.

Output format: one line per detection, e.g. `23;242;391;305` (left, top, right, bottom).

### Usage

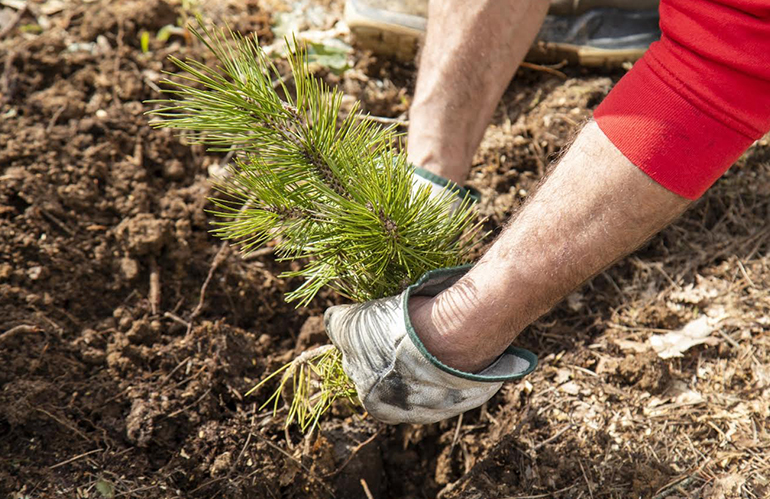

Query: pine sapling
147;21;482;430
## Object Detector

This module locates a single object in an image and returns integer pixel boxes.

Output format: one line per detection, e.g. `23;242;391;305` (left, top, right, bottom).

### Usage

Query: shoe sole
345;0;424;60
346;1;650;66
528;41;647;67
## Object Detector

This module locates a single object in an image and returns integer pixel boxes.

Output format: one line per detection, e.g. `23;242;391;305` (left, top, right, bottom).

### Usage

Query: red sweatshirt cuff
594;52;756;200
594;0;770;201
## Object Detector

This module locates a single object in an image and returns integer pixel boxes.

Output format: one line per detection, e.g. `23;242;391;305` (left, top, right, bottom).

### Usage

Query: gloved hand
411;166;480;212
324;266;537;424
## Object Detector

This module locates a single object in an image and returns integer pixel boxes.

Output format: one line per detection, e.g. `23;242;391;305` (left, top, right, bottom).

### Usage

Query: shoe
344;0;427;61
345;0;660;66
531;8;660;66
548;0;659;16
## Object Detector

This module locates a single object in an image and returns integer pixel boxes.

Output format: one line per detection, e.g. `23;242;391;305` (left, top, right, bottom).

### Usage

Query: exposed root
248;344;358;431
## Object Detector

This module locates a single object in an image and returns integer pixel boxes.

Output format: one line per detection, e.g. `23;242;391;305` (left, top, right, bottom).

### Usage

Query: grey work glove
324;266;537;425
411;166;480;212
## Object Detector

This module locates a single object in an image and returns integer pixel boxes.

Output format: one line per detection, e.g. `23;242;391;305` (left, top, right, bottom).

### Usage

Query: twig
112;20;124;105
506;484;578;498
293;344;335;366
530;424;572;452
164;388;211;419
578;460;595;499
143;75;162;94
716;329;742;351
49;448;103;470
188;477;226;495
35;408;91;441
322;427;383;477
450;413;463;453
1;49;17;102
737;260;755;288
46;104;66;132
232;429;252;473
187;242;229;332
158;356;190;386
131;136;143;168
0;324;41;343
242;246;274;260
520;61;568;80
0;2;26;39
149;255;161;315
360;479;375;499
39;208;75;236
358;114;409;126
163;311;190;328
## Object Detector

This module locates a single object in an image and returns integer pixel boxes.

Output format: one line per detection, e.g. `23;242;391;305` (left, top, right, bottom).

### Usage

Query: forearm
407;0;548;183
411;121;692;372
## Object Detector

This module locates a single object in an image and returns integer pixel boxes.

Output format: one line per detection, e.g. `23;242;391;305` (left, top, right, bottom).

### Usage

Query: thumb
323;304;354;348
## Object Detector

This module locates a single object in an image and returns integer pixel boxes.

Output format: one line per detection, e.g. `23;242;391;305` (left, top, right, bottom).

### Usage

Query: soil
1;1;769;498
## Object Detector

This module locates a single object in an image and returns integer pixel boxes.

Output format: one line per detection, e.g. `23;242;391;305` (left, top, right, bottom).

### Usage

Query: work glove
324;266;537;425
411;166;480;212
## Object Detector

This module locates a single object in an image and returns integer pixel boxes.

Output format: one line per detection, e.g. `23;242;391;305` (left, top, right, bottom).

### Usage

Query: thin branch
163;311;190;329
360;479;375;499
188;241;229;332
520;61;568;79
149;255;161;315
163;388;211;419
358;114;409;126
0;324;41;344
530;424;572;452
49;448;104;470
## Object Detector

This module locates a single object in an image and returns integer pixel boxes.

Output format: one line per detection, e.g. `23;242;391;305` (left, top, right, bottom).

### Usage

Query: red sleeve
594;0;770;200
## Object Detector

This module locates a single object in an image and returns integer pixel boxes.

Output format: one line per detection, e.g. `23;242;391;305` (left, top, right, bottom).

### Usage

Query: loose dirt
1;1;768;498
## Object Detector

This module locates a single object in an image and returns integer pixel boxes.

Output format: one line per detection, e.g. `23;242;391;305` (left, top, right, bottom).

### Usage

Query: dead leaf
559;381;580;395
649;316;720;359
703;473;745;499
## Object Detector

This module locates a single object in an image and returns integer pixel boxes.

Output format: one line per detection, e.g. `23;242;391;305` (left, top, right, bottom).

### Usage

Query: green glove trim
413;166;482;204
402;265;538;382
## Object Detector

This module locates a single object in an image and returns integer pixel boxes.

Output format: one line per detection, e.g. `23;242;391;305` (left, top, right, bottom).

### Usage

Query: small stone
162;159;185;180
117;214;172;256
120;257;140;280
27;266;44;280
210;451;232;476
95;109;108;118
0;263;12;280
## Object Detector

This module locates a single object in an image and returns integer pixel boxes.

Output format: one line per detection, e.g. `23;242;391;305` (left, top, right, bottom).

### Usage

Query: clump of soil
2;0;768;498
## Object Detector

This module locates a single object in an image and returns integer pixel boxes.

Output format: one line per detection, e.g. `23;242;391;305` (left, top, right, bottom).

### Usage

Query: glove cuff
401;266;538;382
413;166;481;204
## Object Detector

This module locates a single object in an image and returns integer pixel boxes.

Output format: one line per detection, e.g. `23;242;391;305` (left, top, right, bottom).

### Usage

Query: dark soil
2;1;768;498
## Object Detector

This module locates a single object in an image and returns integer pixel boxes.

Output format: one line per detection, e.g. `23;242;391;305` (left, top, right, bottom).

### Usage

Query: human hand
411;166;479;213
323;266;537;425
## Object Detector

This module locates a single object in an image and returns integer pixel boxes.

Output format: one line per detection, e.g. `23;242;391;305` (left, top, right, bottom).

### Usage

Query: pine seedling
147;22;482;429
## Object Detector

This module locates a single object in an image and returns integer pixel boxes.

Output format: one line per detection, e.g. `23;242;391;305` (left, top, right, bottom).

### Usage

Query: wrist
407;147;469;185
407;278;523;373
